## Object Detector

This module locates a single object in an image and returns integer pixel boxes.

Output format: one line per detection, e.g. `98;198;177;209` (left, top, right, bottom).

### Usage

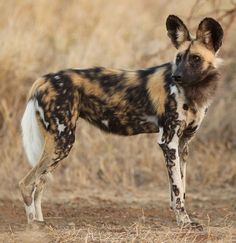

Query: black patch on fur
172;185;180;196
183;104;188;110
137;63;170;79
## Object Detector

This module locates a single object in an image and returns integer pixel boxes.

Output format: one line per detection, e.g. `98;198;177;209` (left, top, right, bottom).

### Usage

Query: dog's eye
176;54;182;65
191;55;201;64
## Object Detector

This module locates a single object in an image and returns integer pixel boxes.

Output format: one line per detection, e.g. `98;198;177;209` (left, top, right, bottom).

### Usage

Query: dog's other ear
166;15;191;49
196;17;223;53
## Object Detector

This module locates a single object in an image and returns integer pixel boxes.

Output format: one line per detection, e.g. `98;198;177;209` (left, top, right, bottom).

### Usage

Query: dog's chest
179;104;207;141
185;105;206;127
157;83;207;144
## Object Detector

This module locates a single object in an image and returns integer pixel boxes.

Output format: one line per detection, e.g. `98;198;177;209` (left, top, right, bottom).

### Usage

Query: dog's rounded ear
196;17;223;53
166;15;191;49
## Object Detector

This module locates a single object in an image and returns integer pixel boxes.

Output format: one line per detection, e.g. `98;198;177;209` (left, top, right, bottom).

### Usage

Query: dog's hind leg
20;77;80;224
34;174;48;221
19;129;76;224
19;148;53;223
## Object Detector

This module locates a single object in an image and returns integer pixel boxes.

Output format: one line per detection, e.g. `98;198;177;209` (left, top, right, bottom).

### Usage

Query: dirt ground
0;187;235;242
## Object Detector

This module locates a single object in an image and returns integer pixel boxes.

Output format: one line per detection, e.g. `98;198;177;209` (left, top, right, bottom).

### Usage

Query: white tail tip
21;99;44;167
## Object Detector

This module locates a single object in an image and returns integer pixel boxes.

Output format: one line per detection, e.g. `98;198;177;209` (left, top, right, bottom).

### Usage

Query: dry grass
0;0;235;242
1;226;232;243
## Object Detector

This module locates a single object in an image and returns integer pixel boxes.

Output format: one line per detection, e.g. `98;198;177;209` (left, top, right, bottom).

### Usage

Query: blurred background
0;0;235;199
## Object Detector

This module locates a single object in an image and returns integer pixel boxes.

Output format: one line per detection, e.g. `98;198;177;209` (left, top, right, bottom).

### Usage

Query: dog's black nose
172;75;182;82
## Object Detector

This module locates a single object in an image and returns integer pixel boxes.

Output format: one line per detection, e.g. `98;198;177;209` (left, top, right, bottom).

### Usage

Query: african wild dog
20;15;223;229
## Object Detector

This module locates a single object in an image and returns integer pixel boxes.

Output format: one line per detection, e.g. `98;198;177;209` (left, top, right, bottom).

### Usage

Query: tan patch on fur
68;70;131;109
82;81;103;97
190;41;215;70
177;41;219;70
29;77;57;105
123;71;138;86
28;77;46;100
101;68;122;76
23;195;33;206
71;90;80;126
36;114;55;157
126;127;134;135
147;70;166;115
99;68;137;86
111;93;127;107
65;71;82;87
42;84;57;104
68;71;104;97
178;41;191;52
186;105;206;128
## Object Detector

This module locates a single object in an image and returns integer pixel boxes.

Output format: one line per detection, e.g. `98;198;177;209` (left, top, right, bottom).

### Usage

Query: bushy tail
21;98;44;167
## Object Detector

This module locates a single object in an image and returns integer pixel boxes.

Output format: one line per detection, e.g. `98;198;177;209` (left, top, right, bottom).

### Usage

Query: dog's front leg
179;138;189;204
159;134;191;226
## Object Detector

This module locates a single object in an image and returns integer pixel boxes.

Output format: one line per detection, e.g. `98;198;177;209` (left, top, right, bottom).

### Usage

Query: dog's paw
27;220;55;231
182;221;204;231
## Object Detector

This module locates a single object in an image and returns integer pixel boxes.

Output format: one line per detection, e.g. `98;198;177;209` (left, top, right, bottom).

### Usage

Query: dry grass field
0;0;236;242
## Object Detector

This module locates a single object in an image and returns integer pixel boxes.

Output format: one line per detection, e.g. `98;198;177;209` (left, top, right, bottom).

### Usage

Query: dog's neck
181;70;220;108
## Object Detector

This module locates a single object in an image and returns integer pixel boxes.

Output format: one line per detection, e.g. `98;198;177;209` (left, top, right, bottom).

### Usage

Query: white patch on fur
157;127;164;144
102;120;109;127
213;57;223;68
24;187;36;223
34;190;43;221
168;133;179;148
141;115;158;126
170;85;178;95
146;115;158;125
35;100;49;128
203;30;211;44
56;118;66;134
176;29;185;43
189;33;194;39
21;100;44;167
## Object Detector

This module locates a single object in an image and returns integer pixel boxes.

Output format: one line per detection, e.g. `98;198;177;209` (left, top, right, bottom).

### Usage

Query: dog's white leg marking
19;185;37;223
35;191;43;221
34;175;48;221
25;187;36;223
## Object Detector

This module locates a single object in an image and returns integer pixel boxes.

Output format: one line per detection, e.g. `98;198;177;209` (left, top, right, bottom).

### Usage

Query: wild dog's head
166;15;223;86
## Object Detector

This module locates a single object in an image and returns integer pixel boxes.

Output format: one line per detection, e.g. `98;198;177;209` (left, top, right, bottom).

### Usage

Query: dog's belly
79;89;159;135
80;111;159;136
